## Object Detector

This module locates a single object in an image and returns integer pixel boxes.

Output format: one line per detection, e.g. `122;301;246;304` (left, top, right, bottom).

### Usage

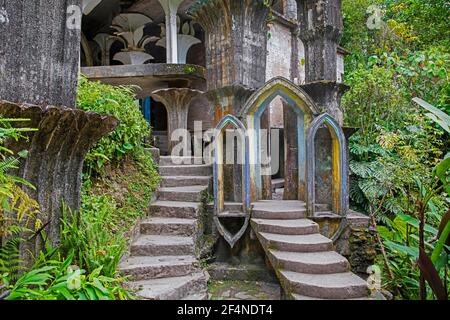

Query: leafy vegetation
77;76;153;176
342;0;449;299
1;78;160;300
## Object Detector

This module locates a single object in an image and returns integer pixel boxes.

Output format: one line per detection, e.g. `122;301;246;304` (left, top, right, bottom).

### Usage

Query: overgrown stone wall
317;211;377;278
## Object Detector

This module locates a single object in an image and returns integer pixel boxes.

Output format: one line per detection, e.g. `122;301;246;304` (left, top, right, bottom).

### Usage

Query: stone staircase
250;200;370;300
120;156;211;300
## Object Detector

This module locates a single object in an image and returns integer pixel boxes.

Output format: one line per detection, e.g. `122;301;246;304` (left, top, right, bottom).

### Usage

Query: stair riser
161;177;211;188
158;191;202;202
149;205;198;219
160;157;205;166
269;255;350;274
252;222;319;235
131;244;195;256
141;223;196;236
160;166;212;177
261;238;332;253
121;263;197;281
252;211;307;220
279;273;369;299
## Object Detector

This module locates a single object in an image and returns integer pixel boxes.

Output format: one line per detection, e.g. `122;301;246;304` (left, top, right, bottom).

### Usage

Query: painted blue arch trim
306;113;349;217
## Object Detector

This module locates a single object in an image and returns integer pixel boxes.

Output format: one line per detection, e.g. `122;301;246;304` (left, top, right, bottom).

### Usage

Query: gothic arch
212;114;251;248
213;114;251;214
306;113;349;216
240;76;319;200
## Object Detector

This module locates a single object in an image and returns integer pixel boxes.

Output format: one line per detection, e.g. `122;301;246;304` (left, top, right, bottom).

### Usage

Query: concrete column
260;108;272;200
159;0;183;63
151;88;203;153
297;0;348;125
193;0;270;91
283;101;299;200
0;1;117;256
284;0;298;20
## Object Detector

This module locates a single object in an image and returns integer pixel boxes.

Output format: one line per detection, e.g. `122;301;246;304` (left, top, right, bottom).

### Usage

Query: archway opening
307;114;348;217
212;115;250;250
139;97;168;155
241;78;318;205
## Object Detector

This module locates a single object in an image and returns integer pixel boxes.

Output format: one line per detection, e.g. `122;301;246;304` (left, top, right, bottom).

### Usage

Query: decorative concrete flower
108;13;159;65
156;18;200;64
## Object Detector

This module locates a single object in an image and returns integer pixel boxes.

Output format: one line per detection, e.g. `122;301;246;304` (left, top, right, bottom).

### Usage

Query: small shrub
77;76;152;176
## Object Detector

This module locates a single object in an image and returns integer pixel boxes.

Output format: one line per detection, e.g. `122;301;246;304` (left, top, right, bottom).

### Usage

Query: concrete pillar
193;0;270;93
284;0;298;20
0;1;117;255
283;101;299;200
151;88;203;153
297;0;348;125
260;108;272;200
158;0;183;63
193;0;270;206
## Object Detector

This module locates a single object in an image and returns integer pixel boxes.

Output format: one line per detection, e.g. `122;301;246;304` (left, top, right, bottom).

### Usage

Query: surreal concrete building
0;0;376;300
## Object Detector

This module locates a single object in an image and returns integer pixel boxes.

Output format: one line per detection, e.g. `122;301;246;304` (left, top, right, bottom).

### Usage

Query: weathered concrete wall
266;20;292;128
0;0;82;107
187;96;213;131
315;211;376;278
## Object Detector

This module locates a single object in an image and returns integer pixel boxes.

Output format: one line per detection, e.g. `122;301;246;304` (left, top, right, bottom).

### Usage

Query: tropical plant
3;248;131;300
59;200;126;278
77;76;153;177
0;118;41;285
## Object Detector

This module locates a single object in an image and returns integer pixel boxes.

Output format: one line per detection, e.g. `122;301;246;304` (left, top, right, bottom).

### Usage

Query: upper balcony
80;0;205;94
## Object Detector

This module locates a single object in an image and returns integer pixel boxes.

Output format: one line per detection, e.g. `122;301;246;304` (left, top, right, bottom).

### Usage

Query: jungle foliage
342;0;449;299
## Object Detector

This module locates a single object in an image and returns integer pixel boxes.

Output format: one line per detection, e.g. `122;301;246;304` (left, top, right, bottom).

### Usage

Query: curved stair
251;200;370;300
120;156;211;300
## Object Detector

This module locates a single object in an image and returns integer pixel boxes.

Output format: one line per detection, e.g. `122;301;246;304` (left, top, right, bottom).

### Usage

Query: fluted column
0;1;117;256
0;102;117;253
151;88;203;153
193;0;271;122
297;0;348;125
158;0;183;63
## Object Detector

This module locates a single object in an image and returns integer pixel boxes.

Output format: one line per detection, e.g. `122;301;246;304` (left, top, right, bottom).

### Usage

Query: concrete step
224;202;244;211
251;219;319;235
159;156;205;166
161;175;211;187
119;255;197;281
252;200;307;219
140;217;197;236
130;235;195;256
130;272;209;300
269;250;350;274
160;165;212;177
158;185;208;202
258;232;333;252
149;201;200;219
271;178;284;191
279;270;369;299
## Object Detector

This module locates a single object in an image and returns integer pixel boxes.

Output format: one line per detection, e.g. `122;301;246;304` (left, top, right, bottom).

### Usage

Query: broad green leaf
384;240;419;259
413;97;450;133
397;213;438;235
